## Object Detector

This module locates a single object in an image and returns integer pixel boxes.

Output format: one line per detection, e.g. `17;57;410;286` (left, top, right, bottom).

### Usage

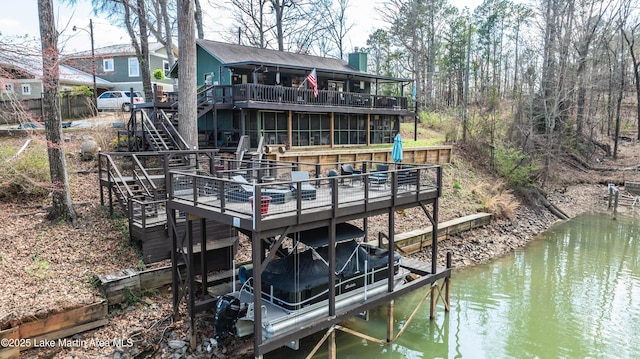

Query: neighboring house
178;39;414;150
63;42;177;95
0;56;113;101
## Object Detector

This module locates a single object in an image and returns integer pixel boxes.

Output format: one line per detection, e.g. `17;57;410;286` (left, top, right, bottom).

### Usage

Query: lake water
269;214;640;358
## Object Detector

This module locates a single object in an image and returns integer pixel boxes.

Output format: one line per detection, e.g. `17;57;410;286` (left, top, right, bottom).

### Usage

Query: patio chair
290;171;317;200
328;169;339;196
341;164;362;186
368;164;389;189
225;175;292;204
397;166;418;189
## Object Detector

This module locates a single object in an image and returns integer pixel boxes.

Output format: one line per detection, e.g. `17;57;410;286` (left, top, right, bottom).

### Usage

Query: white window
4;83;14;92
103;58;114;72
21;84;31;95
128;57;139;77
163;60;170;75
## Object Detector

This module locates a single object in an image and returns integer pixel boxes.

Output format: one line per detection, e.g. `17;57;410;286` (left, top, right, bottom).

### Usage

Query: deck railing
167;160;441;231
165;84;410;111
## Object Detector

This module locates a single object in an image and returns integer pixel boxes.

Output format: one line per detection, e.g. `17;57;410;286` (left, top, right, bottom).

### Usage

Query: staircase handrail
141;111;170;151
158;110;189;150
128;197;166;228
235;135;250;162
100;153;137;202
130;154;158;199
255;135;265;161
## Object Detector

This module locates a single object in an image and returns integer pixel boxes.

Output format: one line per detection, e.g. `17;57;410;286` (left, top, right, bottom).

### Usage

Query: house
0;55;113;101
175;39;414;151
63;42;177;95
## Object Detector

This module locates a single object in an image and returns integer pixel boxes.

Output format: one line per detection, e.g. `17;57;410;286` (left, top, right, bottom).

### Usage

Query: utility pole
73;19;97;114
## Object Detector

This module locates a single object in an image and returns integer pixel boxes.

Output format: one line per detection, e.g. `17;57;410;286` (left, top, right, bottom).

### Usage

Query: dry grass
472;182;520;218
0;124;142;328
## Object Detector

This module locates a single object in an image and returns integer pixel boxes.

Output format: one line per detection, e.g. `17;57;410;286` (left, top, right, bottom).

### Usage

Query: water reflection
268;214;640;358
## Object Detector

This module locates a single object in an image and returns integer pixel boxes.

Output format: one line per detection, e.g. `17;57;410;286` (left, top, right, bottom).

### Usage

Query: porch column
287;110;292;146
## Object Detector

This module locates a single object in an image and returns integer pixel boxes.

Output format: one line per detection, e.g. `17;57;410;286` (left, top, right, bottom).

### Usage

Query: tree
89;0;153;100
622;12;640;140
178;0;198;149
223;0;321;53
38;0;78;225
318;0;354;59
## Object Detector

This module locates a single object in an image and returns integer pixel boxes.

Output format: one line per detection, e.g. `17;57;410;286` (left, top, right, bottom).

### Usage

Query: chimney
348;50;367;72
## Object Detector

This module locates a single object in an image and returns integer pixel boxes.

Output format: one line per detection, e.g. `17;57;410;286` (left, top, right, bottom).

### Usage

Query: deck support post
445;252;452;311
388;207;395;292
187;218;197;350
170;207;179;321
252;231;263;356
430;284;437;319
387;300;394;342
328;219;337;316
328;329;337;359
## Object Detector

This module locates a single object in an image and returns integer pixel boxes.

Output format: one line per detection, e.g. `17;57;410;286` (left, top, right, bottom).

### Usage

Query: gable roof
198;39;355;74
65;42;176;59
0;53;112;88
196;39;409;83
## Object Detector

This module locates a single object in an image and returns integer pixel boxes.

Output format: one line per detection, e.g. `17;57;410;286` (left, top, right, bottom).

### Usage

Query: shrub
0;143;50;200
493;144;539;186
153;69;165;80
472;182;519;219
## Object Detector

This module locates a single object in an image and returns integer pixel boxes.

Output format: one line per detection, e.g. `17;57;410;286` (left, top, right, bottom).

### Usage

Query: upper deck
155;84;413;116
165;160;441;237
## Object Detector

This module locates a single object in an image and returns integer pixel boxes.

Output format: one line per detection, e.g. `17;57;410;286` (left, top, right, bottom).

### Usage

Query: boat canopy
287;223;365;248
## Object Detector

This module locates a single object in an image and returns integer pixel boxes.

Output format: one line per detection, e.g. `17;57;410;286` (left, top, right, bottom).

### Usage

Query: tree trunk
178;0;198;149
194;0;205;39
137;0;153;100
38;0;77;226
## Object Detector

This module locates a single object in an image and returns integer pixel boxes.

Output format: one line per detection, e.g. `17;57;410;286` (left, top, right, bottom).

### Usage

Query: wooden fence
0;94;93;124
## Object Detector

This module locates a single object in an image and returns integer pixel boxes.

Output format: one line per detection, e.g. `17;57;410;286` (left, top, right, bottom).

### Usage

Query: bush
493;144;539;186
153;69;165;80
0;143;50;200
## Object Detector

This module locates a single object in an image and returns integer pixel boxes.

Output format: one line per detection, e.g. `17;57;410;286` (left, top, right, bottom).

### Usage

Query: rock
80;136;100;160
168;340;187;350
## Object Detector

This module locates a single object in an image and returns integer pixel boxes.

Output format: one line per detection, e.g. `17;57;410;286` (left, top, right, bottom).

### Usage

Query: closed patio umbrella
392;133;403;162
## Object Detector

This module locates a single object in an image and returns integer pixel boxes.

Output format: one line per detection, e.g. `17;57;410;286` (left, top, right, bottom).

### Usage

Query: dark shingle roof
197;39;357;74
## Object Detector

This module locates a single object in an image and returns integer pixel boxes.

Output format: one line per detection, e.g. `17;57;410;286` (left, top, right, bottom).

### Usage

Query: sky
0;0;482;55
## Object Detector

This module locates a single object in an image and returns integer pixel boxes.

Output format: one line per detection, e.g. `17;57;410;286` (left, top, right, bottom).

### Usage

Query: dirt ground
2;115;639;358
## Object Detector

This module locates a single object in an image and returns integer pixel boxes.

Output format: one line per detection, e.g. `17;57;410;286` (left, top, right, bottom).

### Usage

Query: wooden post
445;252;452;312
387;300;394;343
430;284;437;319
328;329;336;359
614;190;619;220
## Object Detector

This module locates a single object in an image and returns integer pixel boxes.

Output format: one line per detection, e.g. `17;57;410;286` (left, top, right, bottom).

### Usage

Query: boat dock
166;158;451;357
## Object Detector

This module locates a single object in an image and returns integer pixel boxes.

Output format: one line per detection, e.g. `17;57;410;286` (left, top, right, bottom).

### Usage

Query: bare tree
318;0;354;59
622;11;640;140
38;0;78;225
221;0;320;52
88;0;153;100
195;0;205;39
178;0;198;149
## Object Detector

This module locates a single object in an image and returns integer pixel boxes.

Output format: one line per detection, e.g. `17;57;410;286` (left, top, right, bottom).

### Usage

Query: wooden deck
167;164;441;236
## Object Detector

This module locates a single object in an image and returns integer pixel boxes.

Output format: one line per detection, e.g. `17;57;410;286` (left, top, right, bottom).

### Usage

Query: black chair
328;169;339;195
368;164;389;189
341;164;362;186
397;166;417;189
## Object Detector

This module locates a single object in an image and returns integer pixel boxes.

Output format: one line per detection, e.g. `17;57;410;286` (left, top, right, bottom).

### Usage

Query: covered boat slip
167;159;449;357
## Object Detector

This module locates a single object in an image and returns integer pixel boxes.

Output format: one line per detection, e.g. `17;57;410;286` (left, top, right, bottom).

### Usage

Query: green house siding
196;47;231;86
148;56;173;86
95;56;138;83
